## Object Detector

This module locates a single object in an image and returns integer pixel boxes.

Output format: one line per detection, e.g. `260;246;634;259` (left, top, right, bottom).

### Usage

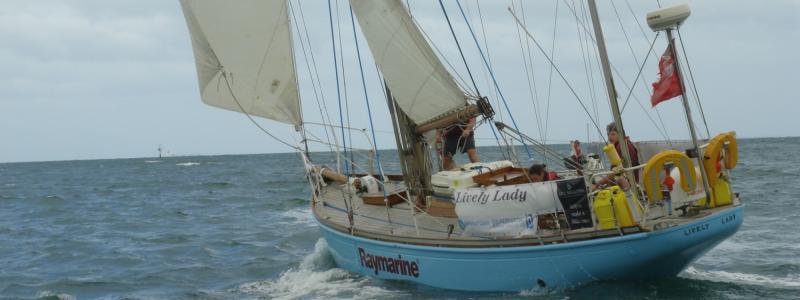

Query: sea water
1;137;798;299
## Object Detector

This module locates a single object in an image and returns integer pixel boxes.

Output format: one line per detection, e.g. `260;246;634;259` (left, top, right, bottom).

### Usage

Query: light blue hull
316;205;743;291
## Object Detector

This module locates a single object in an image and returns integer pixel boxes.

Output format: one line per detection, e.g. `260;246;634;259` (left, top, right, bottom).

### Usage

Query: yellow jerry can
593;189;616;230
609;186;639;228
714;179;733;206
697;177;733;208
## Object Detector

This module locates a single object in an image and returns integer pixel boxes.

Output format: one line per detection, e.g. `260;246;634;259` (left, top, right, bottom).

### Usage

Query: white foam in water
35;291;76;300
144;160;161;163
683;266;800;289
278;208;315;227
518;287;557;297
238;239;403;300
176;162;200;166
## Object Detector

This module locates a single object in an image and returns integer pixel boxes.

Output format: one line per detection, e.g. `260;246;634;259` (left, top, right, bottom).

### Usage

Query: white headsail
179;0;302;125
349;0;467;125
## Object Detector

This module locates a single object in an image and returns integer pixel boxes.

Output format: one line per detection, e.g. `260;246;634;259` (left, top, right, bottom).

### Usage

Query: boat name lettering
721;214;736;224
683;223;709;236
358;248;419;277
453;188;528;205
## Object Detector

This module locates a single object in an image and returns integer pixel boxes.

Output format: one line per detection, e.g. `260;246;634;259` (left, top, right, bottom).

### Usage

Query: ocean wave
518;286;558;297
35;290;76;300
277;208;316;228
683;266;800;289
39;195;64;201
143;160;161;164
176;162;201;166
201;182;234;188
237;239;402;300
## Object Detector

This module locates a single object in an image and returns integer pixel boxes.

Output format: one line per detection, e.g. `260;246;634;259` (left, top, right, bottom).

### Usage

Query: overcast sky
1;0;797;163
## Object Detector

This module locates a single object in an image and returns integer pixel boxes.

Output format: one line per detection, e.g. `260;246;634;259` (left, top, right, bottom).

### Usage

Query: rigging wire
615;33;673;143
219;72;301;152
676;28;712;138
204;1;307;155
327;0;350;177
453;0;534;159
289;1;336;154
467;0;513;161
326;0;354;229
575;0;603;151
561;0;671;142
543;0;560;146
624;0;653;48
332;0;356;175
348;5;394;231
433;0;511;162
509;7;607;143
437;0;481;96
609;0;672;143
413;20;475;97
512;0;545;144
284;1;309;156
474;1;501;110
610;0;649;95
572;0;600;146
295;0;341;154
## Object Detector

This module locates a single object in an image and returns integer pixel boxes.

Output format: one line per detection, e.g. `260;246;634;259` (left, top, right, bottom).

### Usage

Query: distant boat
179;0;742;291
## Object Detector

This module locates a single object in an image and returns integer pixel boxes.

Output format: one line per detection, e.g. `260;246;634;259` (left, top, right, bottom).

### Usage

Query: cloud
1;0;797;163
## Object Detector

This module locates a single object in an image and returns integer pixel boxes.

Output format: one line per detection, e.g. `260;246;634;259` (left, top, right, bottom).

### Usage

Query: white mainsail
349;0;467;125
179;0;302;125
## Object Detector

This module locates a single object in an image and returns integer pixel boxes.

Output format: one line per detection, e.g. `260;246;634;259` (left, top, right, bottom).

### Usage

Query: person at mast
606;122;640;178
592;122;640;190
439;117;479;170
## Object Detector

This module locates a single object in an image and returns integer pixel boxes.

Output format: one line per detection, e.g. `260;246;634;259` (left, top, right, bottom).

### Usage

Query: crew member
440;117;479;170
592;122;640;190
528;163;549;182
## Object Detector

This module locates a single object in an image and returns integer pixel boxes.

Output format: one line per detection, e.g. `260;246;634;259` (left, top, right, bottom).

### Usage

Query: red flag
651;45;683;107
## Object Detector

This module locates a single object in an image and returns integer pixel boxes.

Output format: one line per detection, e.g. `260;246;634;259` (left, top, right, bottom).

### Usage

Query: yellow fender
643;150;697;203
703;132;738;187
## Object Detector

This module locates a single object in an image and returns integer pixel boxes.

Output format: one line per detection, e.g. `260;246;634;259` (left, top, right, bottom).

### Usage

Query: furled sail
349;0;467;125
179;0;302;125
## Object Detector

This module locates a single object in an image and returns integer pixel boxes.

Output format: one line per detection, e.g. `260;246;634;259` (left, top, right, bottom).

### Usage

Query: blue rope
436;0;511;161
328;0;350;177
437;0;480;96
453;0;533;159
349;7;388;199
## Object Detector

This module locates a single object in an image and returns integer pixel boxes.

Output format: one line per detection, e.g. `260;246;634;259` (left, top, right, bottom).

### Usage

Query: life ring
703;132;738;187
643;150;697;203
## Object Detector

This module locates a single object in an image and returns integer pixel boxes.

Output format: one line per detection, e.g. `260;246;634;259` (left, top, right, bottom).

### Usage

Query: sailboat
179;0;742;291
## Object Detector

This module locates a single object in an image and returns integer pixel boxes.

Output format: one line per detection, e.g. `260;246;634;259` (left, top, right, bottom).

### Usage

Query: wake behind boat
179;0;742;292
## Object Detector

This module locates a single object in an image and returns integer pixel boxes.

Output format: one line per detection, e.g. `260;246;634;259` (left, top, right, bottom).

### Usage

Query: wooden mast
587;0;642;197
385;83;433;204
